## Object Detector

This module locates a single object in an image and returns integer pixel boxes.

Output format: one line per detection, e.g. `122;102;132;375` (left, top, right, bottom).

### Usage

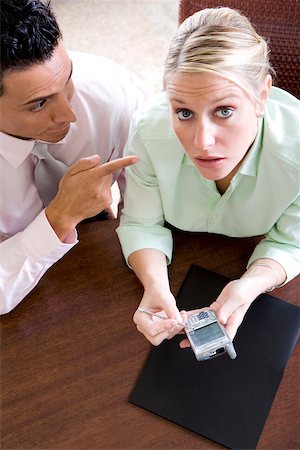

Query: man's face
0;41;76;142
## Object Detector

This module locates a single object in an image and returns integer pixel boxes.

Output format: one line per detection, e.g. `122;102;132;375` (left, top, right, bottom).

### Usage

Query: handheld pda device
185;310;237;361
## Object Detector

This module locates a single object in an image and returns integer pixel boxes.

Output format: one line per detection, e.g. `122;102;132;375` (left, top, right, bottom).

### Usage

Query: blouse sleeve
116;117;173;265
247;194;300;283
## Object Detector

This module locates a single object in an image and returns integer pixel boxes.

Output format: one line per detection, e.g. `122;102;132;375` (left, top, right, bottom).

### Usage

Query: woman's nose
193;121;216;150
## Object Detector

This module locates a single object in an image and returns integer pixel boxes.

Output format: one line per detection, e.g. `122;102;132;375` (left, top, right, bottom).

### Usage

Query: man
0;0;147;314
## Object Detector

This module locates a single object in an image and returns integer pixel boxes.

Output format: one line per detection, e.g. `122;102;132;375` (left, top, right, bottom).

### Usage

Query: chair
178;0;300;99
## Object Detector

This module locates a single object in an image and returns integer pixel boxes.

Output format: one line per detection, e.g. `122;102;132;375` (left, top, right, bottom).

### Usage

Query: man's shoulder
68;50;147;113
69;51;118;84
68;51;138;93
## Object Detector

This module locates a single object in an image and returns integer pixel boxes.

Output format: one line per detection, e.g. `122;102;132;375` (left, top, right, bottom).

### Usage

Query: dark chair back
179;0;300;98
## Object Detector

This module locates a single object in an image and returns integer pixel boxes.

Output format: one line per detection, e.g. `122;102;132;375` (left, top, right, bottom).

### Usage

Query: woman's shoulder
268;86;299;109
132;92;174;139
266;87;299;122
263;87;299;169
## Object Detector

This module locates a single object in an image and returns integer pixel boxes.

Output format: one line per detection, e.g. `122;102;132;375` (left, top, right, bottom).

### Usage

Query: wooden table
1;220;299;449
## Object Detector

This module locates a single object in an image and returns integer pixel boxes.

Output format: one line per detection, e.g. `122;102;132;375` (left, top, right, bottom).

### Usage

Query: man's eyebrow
24;92;55;106
24;60;73;106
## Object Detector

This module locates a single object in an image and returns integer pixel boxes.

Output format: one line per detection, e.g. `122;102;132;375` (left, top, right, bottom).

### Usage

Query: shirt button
210;213;220;222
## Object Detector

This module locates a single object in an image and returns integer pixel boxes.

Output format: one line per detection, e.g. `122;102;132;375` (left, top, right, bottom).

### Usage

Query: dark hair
0;0;62;96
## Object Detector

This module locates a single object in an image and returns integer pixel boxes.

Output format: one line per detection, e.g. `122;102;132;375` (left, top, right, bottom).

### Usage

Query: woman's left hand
179;277;260;349
179;259;285;349
208;278;258;339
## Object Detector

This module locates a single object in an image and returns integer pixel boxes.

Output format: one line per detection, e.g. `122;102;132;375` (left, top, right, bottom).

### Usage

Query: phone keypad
196;311;210;320
187;310;217;329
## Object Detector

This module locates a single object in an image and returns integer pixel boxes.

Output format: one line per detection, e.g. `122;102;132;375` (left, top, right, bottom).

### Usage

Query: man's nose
52;94;77;123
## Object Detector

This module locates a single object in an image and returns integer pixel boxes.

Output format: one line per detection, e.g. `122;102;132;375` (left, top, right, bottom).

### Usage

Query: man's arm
0;210;77;314
46;155;138;240
0;155;138;314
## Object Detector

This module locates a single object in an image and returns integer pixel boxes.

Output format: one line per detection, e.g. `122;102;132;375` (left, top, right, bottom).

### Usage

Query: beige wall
51;0;179;94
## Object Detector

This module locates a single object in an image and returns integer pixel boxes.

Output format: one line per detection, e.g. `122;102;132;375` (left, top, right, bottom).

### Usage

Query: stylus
138;307;193;330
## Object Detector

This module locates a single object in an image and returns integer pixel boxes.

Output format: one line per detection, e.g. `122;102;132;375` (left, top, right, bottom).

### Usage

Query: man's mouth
48;123;70;133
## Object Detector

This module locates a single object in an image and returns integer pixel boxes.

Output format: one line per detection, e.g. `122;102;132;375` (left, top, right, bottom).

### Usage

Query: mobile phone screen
192;322;224;345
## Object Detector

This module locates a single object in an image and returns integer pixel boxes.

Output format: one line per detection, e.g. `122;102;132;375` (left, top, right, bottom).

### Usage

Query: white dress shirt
0;51;147;314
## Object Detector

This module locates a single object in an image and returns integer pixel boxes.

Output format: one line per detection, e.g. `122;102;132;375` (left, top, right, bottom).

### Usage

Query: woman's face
167;71;265;183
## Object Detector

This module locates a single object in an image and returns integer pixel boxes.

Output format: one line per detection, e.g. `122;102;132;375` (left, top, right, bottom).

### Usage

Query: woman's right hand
133;287;184;346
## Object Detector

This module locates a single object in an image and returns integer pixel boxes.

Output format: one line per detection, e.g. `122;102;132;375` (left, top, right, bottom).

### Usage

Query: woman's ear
256;75;272;117
260;74;272;103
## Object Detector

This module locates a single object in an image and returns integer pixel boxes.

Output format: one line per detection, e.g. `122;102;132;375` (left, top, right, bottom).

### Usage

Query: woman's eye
215;107;234;118
31;99;47;112
177;109;193;121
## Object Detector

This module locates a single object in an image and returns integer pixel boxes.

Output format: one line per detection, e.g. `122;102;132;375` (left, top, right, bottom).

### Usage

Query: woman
116;7;300;346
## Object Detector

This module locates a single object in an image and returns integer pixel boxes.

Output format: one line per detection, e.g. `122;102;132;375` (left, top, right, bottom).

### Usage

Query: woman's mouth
194;157;226;169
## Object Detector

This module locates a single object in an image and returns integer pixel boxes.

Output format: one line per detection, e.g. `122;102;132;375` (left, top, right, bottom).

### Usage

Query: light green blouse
117;87;300;283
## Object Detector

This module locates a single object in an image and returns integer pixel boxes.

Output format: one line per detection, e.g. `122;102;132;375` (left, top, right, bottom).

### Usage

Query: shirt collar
239;117;264;177
182;117;264;178
0;131;67;168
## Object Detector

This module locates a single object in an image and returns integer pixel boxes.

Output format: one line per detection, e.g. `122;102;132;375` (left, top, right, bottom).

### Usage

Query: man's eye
215;107;234;118
177;109;193;121
31;99;47;112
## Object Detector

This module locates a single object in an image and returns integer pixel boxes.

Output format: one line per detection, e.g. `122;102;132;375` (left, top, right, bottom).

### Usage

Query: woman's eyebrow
169;97;187;104
211;93;240;103
169;93;241;105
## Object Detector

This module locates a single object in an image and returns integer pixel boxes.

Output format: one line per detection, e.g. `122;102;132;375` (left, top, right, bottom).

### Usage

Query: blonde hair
164;7;273;97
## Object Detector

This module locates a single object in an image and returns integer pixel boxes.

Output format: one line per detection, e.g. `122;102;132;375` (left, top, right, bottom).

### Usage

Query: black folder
129;265;300;449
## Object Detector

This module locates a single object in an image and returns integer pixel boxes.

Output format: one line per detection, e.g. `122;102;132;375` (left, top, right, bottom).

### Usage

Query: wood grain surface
1;220;299;449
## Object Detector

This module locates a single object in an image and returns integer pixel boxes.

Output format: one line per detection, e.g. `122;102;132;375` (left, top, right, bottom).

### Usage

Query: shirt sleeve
116;118;173;264
247;194;300;283
0;210;78;315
